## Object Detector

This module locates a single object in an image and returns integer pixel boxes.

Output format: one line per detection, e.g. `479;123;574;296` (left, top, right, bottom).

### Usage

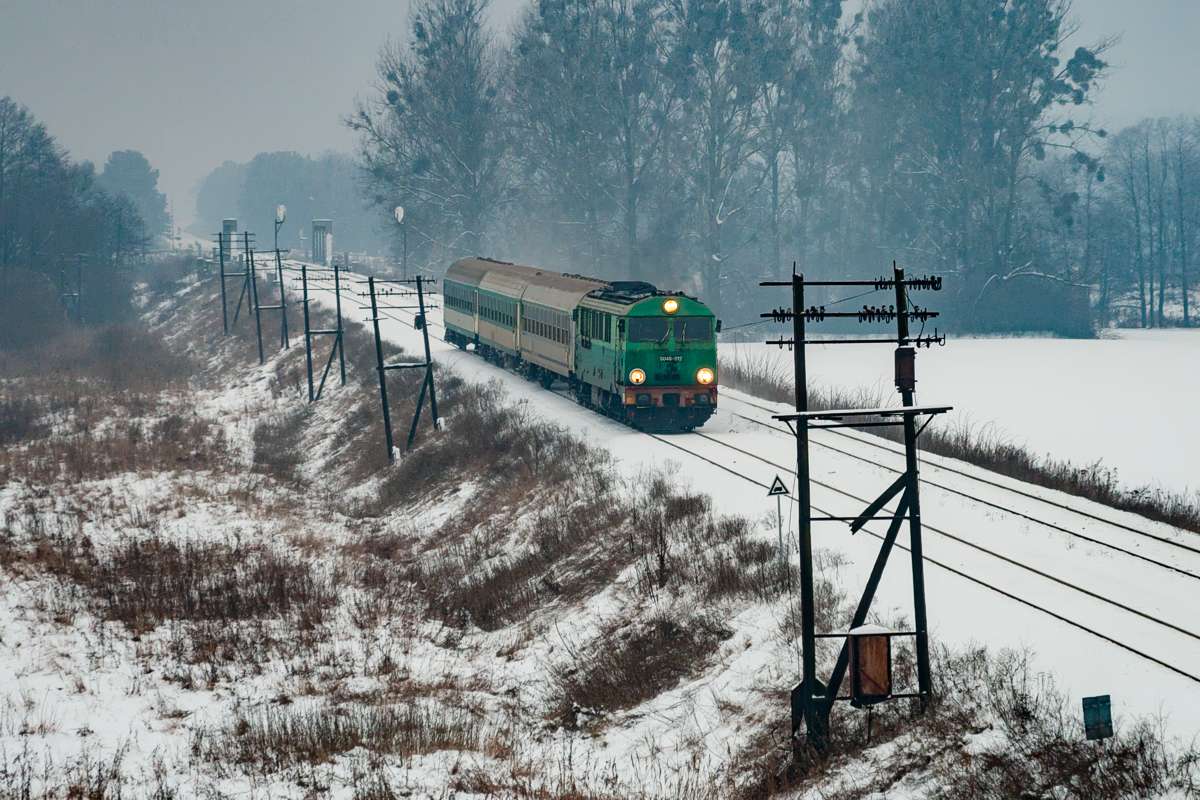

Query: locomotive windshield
674;317;712;342
629;317;670;342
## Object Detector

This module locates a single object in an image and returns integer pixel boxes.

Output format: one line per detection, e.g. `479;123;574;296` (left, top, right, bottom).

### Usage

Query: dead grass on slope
196;701;488;776
552;610;732;728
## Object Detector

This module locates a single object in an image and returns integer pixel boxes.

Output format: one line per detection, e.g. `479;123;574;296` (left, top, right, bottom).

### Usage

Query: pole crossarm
815;631;917;639
773;405;952;425
760;275;942;290
762;307;939;324
766;335;946;347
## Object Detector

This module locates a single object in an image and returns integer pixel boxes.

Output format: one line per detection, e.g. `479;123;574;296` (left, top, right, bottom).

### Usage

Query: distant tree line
193;152;386;254
351;0;1198;333
0;96;157;329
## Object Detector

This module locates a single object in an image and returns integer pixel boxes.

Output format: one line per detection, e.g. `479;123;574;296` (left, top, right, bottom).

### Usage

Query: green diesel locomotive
442;257;719;431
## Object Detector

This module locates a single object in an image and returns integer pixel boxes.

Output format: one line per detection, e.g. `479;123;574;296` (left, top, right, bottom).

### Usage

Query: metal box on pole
848;625;893;707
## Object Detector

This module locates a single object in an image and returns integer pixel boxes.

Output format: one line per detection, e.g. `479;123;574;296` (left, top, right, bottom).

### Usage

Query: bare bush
552;611;732;727
253;408;307;483
398;490;628;630
8;529;334;667
0;405;225;484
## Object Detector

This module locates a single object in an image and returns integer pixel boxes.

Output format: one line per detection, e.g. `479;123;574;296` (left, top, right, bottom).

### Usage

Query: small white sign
767;475;790;497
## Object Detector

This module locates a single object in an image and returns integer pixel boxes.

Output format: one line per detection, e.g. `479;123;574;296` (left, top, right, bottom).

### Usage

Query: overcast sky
2;0;1197;229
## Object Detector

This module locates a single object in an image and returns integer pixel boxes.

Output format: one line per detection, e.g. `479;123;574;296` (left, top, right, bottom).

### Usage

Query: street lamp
394;205;407;280
274;204;287;253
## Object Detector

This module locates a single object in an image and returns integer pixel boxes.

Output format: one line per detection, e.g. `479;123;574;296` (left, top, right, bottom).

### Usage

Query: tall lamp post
394;205;407;280
274;204;287;253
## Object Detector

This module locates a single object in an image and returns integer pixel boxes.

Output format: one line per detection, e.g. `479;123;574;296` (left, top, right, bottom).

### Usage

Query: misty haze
1;0;1199;797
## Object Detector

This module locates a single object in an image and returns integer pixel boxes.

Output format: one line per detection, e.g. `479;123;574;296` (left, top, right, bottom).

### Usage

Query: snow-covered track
718;400;1200;582
646;430;1200;686
723;392;1200;557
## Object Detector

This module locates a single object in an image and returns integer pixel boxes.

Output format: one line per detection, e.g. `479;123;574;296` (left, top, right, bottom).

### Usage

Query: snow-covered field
291;265;1200;742
723;329;1200;497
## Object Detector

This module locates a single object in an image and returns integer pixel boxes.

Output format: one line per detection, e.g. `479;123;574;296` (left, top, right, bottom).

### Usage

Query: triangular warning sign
767;475;790;496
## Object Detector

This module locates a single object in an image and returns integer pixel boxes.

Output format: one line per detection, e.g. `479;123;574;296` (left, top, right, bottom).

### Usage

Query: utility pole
368;276;396;461
247;232;265;365
216;230;229;333
274;245;290;350
790;268;822;749
405;275;440;449
761;263;948;756
363;274;442;463
299;261;346;403
274;204;290;349
894;266;933;704
394;206;407;280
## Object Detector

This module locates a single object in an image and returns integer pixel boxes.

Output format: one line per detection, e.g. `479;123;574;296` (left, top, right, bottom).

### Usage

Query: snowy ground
288;264;1200;743
723;329;1200;498
3;269;1196;797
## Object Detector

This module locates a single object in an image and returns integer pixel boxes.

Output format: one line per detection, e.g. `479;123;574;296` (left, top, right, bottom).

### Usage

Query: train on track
442;257;720;431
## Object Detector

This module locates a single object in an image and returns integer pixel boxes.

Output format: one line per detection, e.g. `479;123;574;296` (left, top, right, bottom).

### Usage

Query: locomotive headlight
662;298;679;314
629;368;647;385
696;367;715;385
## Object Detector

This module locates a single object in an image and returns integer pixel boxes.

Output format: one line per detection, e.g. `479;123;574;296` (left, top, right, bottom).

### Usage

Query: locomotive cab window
674;317;712;342
628;317;670;342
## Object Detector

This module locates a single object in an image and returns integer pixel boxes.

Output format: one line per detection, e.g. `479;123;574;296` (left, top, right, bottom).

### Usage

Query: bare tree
352;0;506;264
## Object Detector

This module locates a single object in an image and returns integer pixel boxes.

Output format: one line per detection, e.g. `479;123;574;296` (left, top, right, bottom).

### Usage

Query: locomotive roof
584;280;676;305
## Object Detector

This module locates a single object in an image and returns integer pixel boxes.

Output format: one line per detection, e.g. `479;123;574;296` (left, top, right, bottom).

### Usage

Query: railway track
714;399;1200;583
722;392;1200;557
279;261;1200;686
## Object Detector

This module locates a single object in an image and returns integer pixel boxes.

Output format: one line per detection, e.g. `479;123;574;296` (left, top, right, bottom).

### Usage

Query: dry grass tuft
552;611;731;727
198;701;484;774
